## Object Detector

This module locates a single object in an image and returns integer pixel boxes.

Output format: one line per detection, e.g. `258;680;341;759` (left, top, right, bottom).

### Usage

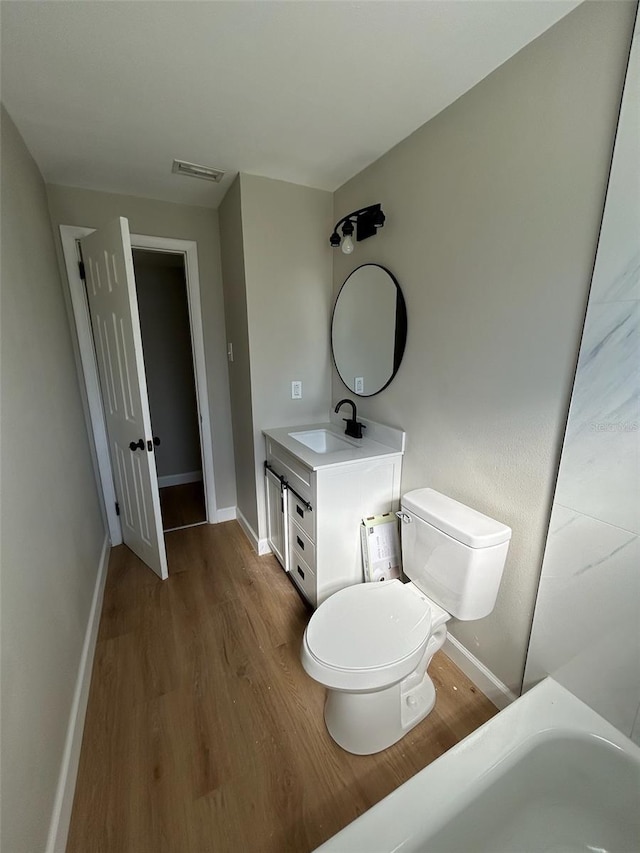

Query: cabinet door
265;468;288;570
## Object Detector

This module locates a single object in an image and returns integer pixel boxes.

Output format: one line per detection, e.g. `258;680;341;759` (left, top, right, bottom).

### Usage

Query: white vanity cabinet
264;422;403;607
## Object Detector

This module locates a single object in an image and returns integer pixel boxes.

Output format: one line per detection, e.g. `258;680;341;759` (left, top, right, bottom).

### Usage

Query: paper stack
360;513;401;582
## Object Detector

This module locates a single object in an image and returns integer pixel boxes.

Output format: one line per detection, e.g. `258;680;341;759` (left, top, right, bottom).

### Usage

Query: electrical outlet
354;377;364;394
291;380;302;399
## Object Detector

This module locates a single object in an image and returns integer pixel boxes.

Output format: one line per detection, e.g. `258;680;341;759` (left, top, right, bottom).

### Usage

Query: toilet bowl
301;579;450;754
301;488;511;755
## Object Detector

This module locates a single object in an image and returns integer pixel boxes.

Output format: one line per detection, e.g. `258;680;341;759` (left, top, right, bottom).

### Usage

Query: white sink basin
288;429;355;454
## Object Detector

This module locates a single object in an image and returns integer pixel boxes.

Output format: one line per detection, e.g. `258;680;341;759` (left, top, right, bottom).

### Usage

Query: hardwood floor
67;521;498;853
159;480;206;530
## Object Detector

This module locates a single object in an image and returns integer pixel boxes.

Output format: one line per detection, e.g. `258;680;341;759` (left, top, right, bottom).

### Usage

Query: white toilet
301;488;511;755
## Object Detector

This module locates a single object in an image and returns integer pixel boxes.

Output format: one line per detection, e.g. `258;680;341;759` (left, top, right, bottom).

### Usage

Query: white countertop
263;418;405;471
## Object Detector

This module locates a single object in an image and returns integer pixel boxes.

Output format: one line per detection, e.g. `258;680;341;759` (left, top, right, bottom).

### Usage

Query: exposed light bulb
341;234;354;255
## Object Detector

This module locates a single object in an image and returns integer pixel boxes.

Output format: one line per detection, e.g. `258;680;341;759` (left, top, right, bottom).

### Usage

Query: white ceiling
1;1;580;209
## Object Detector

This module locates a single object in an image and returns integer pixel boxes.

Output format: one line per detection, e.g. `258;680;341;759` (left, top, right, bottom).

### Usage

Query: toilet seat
302;580;433;692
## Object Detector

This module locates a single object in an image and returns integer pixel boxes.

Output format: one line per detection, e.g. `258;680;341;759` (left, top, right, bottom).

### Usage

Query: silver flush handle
396;511;412;524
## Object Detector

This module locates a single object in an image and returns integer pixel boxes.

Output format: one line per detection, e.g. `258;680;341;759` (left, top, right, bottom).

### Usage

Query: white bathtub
313;677;640;852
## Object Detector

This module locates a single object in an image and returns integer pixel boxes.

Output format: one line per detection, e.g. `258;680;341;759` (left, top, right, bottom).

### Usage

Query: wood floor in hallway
67;521;498;853
159;480;206;531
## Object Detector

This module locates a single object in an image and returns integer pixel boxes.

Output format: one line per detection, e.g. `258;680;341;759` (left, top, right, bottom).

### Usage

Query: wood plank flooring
159;481;206;530
67;521;498;853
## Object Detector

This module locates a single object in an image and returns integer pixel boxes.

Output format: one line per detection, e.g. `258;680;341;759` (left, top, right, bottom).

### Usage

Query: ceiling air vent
171;159;225;183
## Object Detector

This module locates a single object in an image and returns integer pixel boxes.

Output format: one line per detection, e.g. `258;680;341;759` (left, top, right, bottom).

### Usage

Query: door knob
153;436;161;446
129;439;144;451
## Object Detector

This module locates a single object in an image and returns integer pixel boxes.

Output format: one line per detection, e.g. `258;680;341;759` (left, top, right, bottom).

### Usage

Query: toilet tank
400;489;511;621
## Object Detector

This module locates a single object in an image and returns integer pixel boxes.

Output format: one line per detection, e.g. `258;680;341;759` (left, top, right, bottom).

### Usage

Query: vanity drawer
288;518;316;569
287;494;314;540
289;548;317;607
266;439;312;504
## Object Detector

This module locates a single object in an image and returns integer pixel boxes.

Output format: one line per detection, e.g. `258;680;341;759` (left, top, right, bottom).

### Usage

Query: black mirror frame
331;263;407;398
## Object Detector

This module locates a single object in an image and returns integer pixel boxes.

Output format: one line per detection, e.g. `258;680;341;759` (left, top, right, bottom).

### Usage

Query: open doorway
60;224;219;563
132;249;206;532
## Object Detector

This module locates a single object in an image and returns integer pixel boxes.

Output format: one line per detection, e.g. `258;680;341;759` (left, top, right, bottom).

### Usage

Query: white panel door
81;217;168;579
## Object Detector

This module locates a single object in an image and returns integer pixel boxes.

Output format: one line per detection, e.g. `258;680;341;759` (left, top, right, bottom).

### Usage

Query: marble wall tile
591;249;640;304
555;300;639;532
525;17;639;739
587;23;639;307
524;505;639;736
631;704;640;745
587;9;639;306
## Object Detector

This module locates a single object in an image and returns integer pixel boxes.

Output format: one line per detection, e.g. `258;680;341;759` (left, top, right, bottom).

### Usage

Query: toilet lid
306;580;432;671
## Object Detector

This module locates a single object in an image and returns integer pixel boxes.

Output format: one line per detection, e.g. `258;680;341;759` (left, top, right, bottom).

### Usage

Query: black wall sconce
329;203;386;255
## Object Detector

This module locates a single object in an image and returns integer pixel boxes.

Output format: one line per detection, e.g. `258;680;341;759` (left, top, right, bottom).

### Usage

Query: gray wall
0;107;105;853
525;15;640;741
219;177;257;532
239;174;333;541
220;174;333;541
46;184;237;511
332;1;635;693
134;253;202;480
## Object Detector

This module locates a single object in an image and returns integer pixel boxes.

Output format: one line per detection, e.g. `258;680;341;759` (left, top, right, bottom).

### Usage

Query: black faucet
334;399;366;439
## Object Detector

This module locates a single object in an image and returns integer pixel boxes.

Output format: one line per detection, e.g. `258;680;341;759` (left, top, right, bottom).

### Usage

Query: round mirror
331;264;407;397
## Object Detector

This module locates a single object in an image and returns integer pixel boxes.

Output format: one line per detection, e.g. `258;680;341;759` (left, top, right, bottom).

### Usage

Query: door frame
60;225;219;544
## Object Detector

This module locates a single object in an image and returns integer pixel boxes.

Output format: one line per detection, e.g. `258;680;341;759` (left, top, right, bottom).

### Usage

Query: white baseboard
216;506;237;523
236;508;258;551
443;634;517;711
236;508;268;555
157;470;203;488
235;512;270;555
46;535;110;853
